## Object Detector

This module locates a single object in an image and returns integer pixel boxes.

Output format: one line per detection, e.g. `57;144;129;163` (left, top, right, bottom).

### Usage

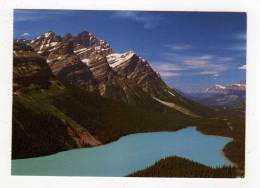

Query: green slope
12;82;199;159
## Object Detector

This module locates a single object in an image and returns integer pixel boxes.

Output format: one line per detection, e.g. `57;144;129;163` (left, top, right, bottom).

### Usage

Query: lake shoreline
12;127;232;177
194;126;236;167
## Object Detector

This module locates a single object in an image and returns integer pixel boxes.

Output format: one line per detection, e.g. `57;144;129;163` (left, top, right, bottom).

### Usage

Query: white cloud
159;72;181;78
14;10;72;22
218;57;233;62
225;33;246;52
183;56;228;75
232;33;246;40
152;54;231;79
227;44;246;51
152;63;187;72
15;11;46;22
113;11;163;29
165;44;191;51
199;71;219;76
21;32;30;37
184;59;208;67
199;55;213;60
238;64;246;70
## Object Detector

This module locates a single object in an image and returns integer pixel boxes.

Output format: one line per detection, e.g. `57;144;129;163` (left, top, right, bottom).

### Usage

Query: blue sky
14;10;246;92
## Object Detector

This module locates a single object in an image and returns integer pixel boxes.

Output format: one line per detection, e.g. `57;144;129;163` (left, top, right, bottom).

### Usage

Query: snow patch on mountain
50;42;58;47
168;91;176;97
186;81;246;108
215;84;226;90
74;48;88;53
44;32;52;38
107;51;135;68
152;96;199;118
81;58;91;65
25;31;208;115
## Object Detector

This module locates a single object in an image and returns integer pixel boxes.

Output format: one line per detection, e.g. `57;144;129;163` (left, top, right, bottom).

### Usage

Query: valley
12;31;245;177
12;127;232;176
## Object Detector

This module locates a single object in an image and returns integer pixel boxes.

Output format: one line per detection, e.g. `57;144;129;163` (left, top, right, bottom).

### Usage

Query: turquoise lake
12;127;232;176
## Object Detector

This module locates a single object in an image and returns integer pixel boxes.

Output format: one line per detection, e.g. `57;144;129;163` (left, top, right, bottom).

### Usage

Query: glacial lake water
12;127;232;176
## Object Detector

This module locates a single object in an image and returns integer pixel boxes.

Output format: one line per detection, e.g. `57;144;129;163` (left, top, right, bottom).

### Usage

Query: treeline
128;156;237;178
52;85;195;143
196;113;245;176
12;80;245;177
12;84;195;159
12;99;76;159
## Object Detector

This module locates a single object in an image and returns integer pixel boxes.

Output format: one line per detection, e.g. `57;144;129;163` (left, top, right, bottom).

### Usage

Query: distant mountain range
13;31;214;159
184;81;246;109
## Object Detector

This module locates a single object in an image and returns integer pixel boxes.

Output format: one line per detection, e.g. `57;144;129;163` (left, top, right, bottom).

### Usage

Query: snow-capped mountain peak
15;30;210;117
187;81;246;108
106;51;135;68
215;84;226;90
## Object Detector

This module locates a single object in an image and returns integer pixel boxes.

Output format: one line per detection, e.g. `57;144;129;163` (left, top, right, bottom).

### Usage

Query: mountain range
185;81;246;109
15;31;211;115
13;31;214;159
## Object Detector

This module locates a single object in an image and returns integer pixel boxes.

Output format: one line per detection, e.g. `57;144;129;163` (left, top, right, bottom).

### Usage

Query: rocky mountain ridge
28;32;169;98
12;40;199;159
204;81;245;94
186;81;246;108
12;31;219;159
16;31;212;117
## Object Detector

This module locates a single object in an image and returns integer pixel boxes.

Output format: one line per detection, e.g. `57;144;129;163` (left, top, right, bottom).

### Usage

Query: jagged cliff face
13;41;54;91
12;41;102;159
106;51;169;97
28;32;175;102
17;31;212;117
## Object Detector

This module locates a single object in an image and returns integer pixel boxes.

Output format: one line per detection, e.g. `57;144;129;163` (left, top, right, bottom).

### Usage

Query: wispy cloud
184;59;208;67
183;56;229;78
14;10;72;22
159;72;181;78
226;44;246;51
226;33;246;52
165;44;192;51
238;64;246;70
152;63;187;71
113;11;164;29
231;33;246;40
152;54;232;78
21;32;30;37
198;71;219;79
15;10;47;22
15;14;45;22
